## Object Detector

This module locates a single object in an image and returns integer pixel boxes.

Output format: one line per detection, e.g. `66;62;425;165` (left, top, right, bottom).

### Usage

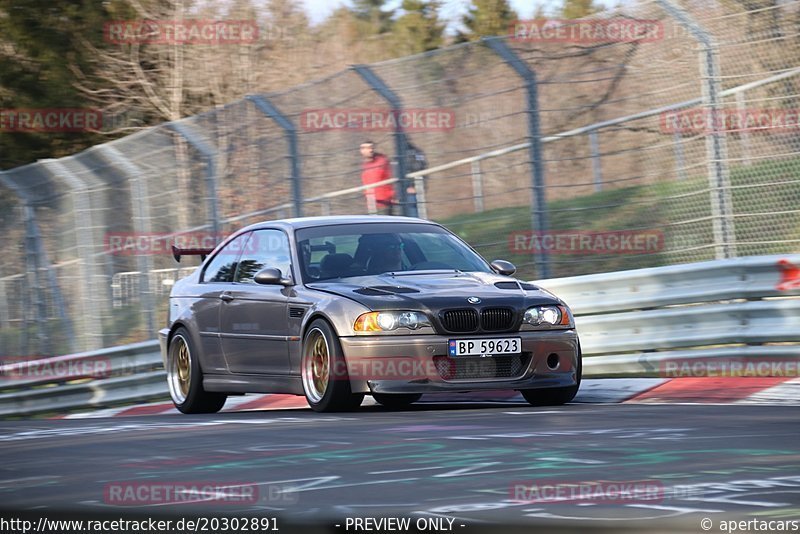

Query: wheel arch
165;321;213;373
301;312;339;341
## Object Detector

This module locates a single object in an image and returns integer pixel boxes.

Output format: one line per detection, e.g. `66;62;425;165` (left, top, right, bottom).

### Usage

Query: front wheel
520;384;579;406
301;319;365;412
520;345;582;406
167;328;227;414
372;393;422;409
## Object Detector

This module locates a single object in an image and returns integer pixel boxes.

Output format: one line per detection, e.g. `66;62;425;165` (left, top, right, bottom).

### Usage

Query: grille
433;354;530;381
441;309;479;332
481;307;514;331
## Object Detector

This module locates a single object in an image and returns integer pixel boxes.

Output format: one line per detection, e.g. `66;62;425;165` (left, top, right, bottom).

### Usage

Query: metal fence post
734;90;752;165
413;175;428;219
23;205;50;355
167;122;222;239
0;277;8;329
656;0;736;259
484;37;551;278
672;131;689;181
0;170;69;355
589;129;603;192
352;65;411;216
471;160;485;213
246;95;303;217
39;160;105;351
24;210;74;355
96;146;156;337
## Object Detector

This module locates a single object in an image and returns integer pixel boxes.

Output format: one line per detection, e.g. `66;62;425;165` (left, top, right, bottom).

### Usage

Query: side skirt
203;374;304;395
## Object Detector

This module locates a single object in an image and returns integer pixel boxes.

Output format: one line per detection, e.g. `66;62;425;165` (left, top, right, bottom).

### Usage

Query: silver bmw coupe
158;216;581;413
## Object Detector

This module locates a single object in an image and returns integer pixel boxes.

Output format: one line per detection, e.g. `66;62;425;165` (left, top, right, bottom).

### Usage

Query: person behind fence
360;140;396;215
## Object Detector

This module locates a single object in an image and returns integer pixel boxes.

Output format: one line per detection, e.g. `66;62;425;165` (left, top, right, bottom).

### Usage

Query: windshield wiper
387;269;463;276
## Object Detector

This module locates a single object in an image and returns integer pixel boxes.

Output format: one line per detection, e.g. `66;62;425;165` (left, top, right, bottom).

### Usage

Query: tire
520;343;582;407
167;327;227;414
301;319;365;412
372;393;422;409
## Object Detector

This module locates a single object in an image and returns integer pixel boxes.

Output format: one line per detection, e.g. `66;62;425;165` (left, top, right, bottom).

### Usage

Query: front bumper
339;329;579;394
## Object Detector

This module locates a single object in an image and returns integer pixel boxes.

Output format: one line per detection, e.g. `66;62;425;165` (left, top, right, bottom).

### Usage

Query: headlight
523;305;572;327
354;311;431;332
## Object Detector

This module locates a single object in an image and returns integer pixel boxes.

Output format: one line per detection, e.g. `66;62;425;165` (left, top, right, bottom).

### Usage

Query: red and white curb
56;377;798;419
630;376;800;405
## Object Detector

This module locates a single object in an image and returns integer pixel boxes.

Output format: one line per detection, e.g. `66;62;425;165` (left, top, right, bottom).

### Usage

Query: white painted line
503;411;561;415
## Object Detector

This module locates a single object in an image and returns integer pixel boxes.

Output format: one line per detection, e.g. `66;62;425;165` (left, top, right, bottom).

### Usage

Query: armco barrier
537;254;800;377
0;341;166;417
1;255;798;416
537;254;800;314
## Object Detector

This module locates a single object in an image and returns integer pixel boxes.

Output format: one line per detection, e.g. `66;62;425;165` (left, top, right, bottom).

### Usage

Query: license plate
448;337;521;357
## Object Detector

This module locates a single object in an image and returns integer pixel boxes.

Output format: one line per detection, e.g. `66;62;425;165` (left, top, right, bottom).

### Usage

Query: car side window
201;233;249;283
234;229;292;284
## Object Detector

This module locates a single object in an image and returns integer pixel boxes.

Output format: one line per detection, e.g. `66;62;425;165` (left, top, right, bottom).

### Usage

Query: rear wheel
301;319;364;412
167;328;227;414
372;393;422;409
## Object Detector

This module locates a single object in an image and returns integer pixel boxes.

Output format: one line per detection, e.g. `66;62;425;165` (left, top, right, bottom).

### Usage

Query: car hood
306;270;563;311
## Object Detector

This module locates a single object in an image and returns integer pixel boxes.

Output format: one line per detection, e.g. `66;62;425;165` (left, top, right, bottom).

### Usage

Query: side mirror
490;259;516;276
254;267;293;286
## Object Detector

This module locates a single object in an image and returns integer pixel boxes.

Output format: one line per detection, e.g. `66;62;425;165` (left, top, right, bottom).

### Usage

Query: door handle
220;292;234;302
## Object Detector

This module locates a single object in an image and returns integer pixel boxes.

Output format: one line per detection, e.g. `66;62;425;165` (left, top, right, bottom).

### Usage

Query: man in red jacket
360;140;396;215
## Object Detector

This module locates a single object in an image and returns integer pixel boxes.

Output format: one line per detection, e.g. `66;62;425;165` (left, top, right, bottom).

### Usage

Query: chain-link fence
1;0;799;356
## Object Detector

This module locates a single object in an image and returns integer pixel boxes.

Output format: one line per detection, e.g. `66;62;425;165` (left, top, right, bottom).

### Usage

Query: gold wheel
302;327;330;404
168;334;192;404
301;320;364;412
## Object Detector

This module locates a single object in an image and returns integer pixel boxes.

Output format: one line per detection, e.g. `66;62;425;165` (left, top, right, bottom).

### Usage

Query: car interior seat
319;253;359;279
365;253;399;274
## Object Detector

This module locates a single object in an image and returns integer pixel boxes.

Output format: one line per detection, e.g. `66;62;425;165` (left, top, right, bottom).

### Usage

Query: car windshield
295;223;492;283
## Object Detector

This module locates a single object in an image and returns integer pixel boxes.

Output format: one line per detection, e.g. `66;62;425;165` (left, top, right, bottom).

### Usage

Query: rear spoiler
172;245;215;263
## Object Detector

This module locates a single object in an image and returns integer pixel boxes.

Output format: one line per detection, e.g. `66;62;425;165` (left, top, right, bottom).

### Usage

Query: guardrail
1;255;798;416
537;254;800;377
0;341;166;417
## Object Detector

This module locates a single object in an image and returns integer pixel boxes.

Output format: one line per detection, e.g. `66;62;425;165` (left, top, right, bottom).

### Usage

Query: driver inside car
365;234;407;274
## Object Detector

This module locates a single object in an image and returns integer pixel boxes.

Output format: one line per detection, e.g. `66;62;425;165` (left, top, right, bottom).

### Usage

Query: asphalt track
2;401;800;532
